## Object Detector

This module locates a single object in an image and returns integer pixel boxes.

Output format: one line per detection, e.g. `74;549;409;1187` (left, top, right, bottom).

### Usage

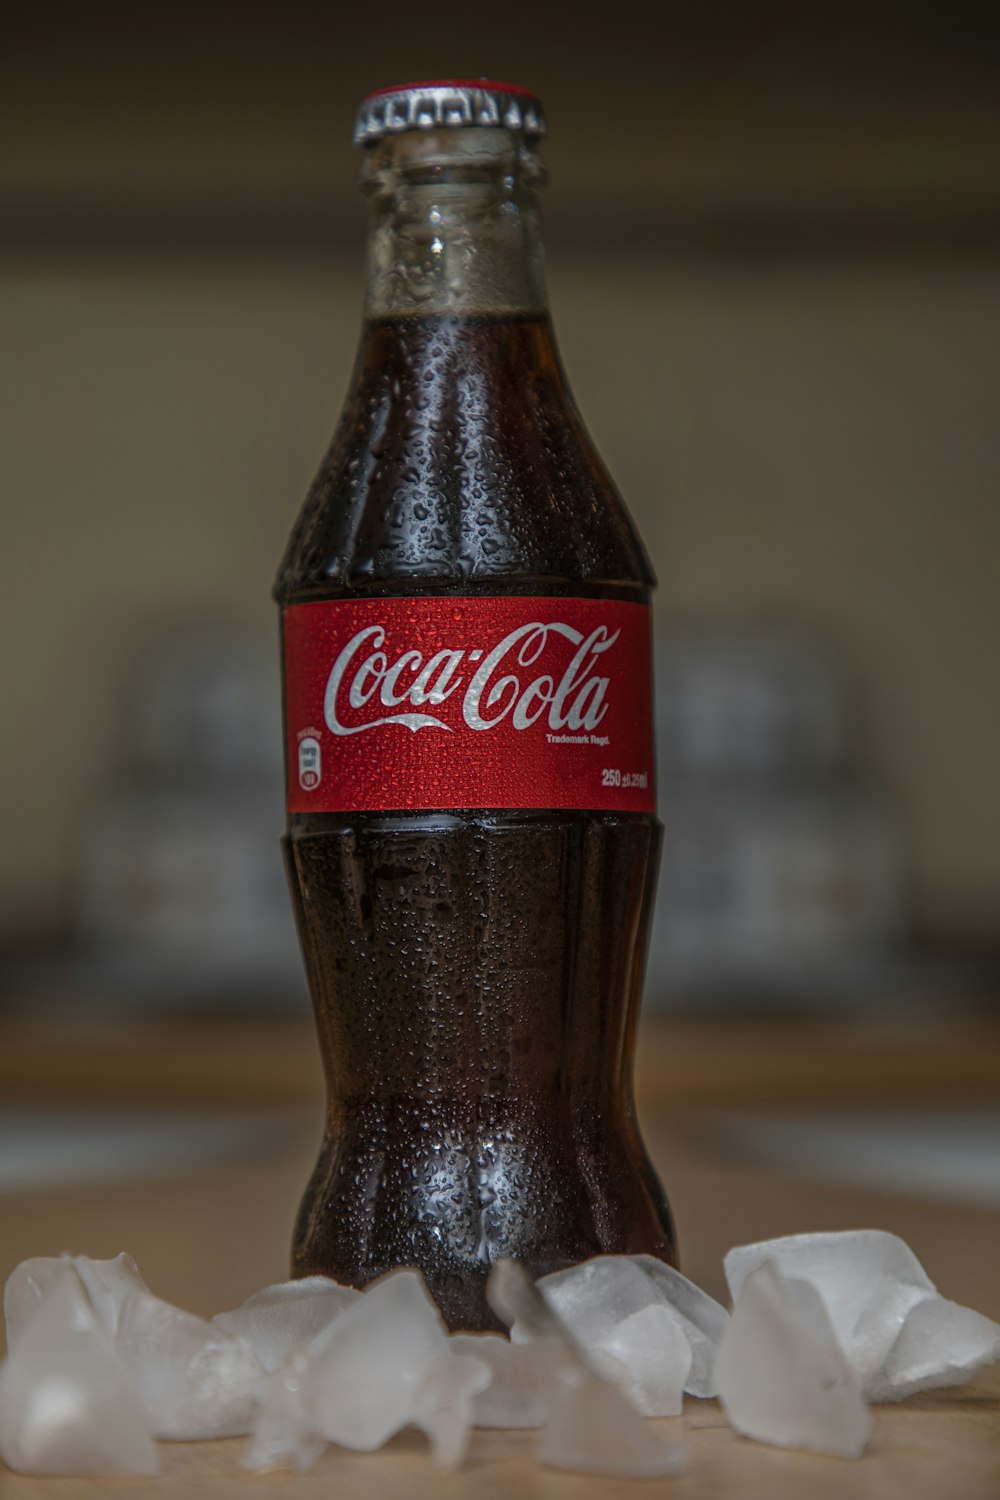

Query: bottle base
290;1113;677;1332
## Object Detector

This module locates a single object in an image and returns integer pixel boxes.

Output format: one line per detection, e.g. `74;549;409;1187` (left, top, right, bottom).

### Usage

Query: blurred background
1;0;999;1311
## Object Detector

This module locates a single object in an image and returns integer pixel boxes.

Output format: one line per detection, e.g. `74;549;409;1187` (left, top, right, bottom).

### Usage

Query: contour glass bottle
276;80;676;1331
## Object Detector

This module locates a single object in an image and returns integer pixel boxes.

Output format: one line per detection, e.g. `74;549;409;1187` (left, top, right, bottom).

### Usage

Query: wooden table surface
0;1106;997;1499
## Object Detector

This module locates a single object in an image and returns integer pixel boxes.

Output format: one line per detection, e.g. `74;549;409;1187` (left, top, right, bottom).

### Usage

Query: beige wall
3;252;999;942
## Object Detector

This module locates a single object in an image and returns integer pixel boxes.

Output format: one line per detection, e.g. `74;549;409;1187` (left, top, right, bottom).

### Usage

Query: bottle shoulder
275;314;655;604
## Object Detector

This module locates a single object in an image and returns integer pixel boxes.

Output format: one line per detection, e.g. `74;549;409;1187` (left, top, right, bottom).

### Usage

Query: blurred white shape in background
77;632;303;1006
647;633;905;1006
658;634;850;779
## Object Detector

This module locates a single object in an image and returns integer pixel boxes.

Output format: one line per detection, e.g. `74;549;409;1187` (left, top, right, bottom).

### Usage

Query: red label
283;597;655;813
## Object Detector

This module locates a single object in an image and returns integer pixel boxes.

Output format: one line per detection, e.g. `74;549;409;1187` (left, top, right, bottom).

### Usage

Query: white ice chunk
487;1258;577;1349
487;1259;685;1478
70;1252;149;1331
409;1350;492;1469
585;1303;691;1416
213;1276;360;1372
527;1256;717;1409
537;1375;686;1478
715;1260;872;1459
5;1257;71;1352
725;1230;936;1385
632;1258;732;1397
450;1332;572;1428
113;1282;263;1440
247;1267;484;1471
867;1295;1000;1402
0;1268;158;1476
243;1348;327;1473
309;1269;449;1451
5;1250;261;1440
5;1253;150;1356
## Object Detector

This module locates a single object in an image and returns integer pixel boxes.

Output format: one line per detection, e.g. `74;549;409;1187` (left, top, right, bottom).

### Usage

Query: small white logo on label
298;735;321;791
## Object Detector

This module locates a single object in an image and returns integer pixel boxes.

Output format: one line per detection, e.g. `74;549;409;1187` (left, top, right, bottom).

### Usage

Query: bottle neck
360;129;549;320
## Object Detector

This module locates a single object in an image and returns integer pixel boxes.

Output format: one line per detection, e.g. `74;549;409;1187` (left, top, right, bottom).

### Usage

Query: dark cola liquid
277;313;676;1329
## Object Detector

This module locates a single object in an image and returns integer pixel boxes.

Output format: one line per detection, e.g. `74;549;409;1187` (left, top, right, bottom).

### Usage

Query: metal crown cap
353;80;546;146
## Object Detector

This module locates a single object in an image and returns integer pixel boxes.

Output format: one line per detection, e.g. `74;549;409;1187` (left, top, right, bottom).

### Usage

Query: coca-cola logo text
323;622;619;737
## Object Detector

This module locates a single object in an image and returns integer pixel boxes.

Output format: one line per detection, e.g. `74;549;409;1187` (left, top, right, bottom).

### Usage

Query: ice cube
0;1268;158;1476
715;1260;872;1459
487;1260;685;1477
866;1295;1000;1402
6;1252;263;1440
305;1269;450;1452
243;1348;327;1473
631;1257;732;1397
5;1256;71;1352
487;1257;591;1365
528;1256;724;1407
70;1252;149;1330
584;1303;691;1416
537;1375;686;1478
112;1279;262;1439
246;1270;451;1470
245;1276;489;1475
214;1276;360;1372
450;1332;571;1428
409;1350;492;1469
4;1253;139;1352
725;1230;936;1385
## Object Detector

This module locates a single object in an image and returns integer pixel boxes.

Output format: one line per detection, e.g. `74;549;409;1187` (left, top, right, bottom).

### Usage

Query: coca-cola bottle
276;80;676;1330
